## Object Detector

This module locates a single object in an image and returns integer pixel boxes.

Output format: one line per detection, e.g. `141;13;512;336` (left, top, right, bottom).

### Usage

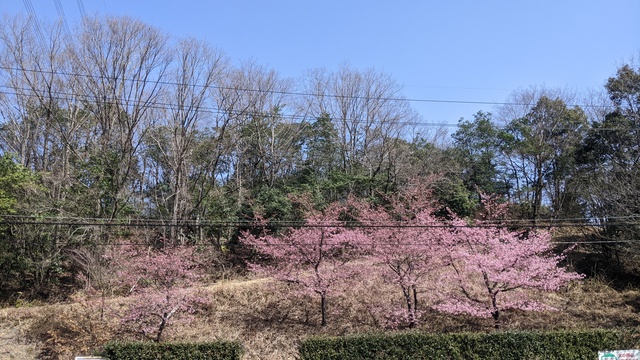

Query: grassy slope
1;275;640;360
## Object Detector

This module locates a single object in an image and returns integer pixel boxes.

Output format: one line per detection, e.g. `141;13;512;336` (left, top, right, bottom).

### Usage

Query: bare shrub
26;303;115;360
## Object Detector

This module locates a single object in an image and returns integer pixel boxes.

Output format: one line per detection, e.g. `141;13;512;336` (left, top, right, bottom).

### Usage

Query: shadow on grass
566;243;640;291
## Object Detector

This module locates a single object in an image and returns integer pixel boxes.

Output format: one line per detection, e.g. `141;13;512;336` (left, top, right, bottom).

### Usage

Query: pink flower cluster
241;189;583;329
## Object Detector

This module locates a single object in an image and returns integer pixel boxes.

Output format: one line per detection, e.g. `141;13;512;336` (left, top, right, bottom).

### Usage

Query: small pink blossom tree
354;183;455;328
240;195;363;327
122;288;208;342
433;194;583;328
109;244;208;342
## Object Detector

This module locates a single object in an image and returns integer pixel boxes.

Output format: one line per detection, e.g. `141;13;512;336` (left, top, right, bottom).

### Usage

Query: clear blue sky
3;0;640;132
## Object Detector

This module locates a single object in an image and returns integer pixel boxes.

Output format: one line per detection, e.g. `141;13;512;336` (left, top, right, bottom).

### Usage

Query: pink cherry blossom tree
109;244;208;342
433;194;583;329
122;288;208;342
240;195;363;327
354;182;455;328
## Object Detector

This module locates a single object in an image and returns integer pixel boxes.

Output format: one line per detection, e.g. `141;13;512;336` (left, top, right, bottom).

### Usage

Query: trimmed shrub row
97;329;638;359
298;329;635;360
100;341;242;360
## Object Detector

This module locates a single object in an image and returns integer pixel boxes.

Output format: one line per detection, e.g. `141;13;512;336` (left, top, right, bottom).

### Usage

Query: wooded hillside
0;14;639;359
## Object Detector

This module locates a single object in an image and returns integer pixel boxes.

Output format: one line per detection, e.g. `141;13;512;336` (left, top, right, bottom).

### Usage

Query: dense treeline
0;14;638;299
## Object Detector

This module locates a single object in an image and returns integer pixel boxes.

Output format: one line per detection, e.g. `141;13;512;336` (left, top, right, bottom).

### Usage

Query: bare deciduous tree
69;16;171;219
146;38;228;243
301;64;415;195
216;61;297;200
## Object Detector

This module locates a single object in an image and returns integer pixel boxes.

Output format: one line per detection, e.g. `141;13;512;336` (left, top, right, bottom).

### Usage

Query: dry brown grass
1;275;640;359
0;307;40;359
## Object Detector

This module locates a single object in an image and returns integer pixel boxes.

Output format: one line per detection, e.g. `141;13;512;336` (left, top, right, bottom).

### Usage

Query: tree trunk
320;293;327;327
155;315;167;343
491;293;500;329
403;286;416;328
533;156;544;223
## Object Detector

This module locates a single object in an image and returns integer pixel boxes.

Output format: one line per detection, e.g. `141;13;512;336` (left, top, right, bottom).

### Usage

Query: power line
0;79;629;133
2;216;637;246
0;85;629;132
8;238;637;247
0;65;612;110
53;0;71;35
5;212;636;225
0;65;621;133
76;0;87;18
0;86;467;129
21;0;46;45
0;215;636;229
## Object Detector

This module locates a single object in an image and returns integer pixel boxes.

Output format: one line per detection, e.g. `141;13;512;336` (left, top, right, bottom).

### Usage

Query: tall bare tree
145;38;228;243
0;16;64;170
215;61;297;201
300;64;415;196
69;16;171;219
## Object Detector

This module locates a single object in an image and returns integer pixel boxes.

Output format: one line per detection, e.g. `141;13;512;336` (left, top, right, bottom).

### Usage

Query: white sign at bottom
599;350;640;360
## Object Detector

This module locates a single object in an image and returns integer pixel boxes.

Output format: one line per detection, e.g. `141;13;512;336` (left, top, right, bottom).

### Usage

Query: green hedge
101;341;242;360
299;329;635;360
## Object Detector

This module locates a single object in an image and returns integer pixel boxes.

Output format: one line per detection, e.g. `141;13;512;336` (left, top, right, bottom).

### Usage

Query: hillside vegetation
1;272;640;359
1;14;640;360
